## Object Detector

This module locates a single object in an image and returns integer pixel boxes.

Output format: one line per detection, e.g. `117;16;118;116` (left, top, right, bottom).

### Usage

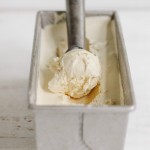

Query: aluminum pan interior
28;11;135;112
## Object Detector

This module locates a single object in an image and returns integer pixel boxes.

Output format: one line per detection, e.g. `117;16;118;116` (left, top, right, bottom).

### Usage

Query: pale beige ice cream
48;49;101;98
36;14;124;106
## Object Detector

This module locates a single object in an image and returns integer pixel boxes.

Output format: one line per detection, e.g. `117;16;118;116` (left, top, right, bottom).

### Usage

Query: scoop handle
66;0;85;50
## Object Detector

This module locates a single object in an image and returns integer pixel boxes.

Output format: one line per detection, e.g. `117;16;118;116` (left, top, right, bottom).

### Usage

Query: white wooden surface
0;10;150;150
0;0;150;11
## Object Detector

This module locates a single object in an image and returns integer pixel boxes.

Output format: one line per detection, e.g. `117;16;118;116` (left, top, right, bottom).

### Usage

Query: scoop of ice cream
48;49;101;98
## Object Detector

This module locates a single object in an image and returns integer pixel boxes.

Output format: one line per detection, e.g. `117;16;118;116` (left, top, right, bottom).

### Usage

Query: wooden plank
0;0;150;11
0;12;35;138
0;115;34;138
0;138;35;149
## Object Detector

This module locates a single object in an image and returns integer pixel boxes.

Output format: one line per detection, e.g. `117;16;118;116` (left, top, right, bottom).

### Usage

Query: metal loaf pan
28;11;135;150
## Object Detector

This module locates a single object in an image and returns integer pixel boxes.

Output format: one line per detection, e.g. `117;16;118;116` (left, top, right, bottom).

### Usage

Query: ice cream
36;14;124;106
48;49;101;98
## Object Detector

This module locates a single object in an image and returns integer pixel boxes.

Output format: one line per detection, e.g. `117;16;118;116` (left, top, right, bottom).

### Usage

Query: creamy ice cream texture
37;14;124;105
48;49;101;98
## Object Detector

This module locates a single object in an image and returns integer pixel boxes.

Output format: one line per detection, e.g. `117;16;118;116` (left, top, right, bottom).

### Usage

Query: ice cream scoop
48;49;101;98
48;0;101;99
66;0;85;51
